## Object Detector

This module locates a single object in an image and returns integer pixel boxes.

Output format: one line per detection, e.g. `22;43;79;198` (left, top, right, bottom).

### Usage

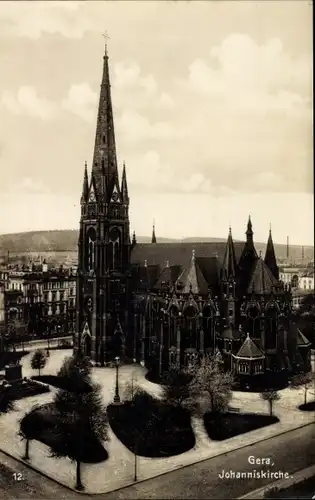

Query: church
73;44;311;386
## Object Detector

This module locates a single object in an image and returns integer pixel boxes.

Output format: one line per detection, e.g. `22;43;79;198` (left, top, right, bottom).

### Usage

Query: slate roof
247;258;278;295
153;264;181;290
235;333;265;359
131;242;244;268
176;252;209;295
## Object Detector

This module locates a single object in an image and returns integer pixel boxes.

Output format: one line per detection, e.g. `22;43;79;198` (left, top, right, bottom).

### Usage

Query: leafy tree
121;383;161;481
189;354;233;414
290;372;315;405
18;403;41;460
31;349;47;376
50;356;108;491
0;383;14;414
260;390;281;416
56;353;92;392
161;368;195;410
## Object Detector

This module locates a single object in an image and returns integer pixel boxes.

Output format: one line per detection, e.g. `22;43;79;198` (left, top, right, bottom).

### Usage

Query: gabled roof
176;250;209;295
153;263;181;290
235;333;265;359
247;258;278;295
133;264;161;290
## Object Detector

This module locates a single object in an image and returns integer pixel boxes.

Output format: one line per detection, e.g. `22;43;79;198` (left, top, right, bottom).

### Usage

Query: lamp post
114;356;120;404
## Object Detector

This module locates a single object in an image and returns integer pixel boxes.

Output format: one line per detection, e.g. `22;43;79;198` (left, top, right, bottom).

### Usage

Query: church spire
246;215;253;241
91;36;118;198
264;225;279;280
151;220;157;244
81;161;89;204
222;226;236;280
121;161;129;203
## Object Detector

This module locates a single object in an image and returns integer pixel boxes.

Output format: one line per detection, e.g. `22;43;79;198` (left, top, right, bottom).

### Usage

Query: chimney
286;236;289;260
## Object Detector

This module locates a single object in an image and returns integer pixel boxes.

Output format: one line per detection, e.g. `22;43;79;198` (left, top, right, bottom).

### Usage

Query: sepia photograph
0;1;314;499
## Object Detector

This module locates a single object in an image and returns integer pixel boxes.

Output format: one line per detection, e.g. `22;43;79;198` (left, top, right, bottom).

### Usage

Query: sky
0;1;313;245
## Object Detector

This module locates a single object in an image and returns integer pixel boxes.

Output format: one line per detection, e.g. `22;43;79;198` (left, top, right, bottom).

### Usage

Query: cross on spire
102;31;110;55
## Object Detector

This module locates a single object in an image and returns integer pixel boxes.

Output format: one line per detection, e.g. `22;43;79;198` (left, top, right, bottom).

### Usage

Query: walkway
0;349;314;494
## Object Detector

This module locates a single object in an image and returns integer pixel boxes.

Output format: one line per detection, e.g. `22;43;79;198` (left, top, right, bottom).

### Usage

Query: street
0;423;314;499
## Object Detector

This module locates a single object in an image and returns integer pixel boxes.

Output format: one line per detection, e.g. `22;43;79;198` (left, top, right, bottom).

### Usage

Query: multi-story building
74;44;311;385
298;273;314;291
24;266;76;337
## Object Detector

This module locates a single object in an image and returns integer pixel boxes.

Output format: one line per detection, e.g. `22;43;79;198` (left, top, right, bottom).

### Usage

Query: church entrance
83;335;91;357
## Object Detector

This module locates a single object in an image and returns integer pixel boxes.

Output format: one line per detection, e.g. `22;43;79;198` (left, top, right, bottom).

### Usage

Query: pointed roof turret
132;231;137;246
264;225;279;280
176;249;208;295
91;38;118;198
237;216;258;292
121;161;129;203
235;332;265;359
81;161;89;204
151;220;157;244
222;226;236;280
247;256;278;295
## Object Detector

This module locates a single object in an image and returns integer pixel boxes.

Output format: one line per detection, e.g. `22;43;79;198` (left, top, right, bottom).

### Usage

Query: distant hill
0;230;313;264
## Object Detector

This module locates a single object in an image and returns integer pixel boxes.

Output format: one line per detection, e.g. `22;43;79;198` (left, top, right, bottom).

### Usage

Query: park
0;346;314;494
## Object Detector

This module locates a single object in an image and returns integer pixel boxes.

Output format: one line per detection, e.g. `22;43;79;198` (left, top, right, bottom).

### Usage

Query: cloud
117;111;174;142
62;83;97;122
0;86;57;120
10;177;50;194
114;62;157;94
0;2;90;39
188;34;311;114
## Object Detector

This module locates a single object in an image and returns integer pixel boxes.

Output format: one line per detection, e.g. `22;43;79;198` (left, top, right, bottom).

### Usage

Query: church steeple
264;225;279;280
222;226;236;281
81;161;89;204
91;40;118;198
151;220;157;244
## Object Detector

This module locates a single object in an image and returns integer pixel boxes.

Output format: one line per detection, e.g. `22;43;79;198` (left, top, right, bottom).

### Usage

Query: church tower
75;42;131;363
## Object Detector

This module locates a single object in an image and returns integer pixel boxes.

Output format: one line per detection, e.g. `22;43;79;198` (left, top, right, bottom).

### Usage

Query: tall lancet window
265;305;278;350
109;227;120;270
86;228;96;271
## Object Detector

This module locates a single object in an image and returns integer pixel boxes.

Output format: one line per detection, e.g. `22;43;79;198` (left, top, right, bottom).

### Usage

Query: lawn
21;402;108;463
298;401;315;412
107;392;195;457
31;374;92;393
204;412;279;441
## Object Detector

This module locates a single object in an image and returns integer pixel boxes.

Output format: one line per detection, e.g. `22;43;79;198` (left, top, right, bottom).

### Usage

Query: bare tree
31;349;47;376
290;372;315;406
189;354;233;414
260;390;281;416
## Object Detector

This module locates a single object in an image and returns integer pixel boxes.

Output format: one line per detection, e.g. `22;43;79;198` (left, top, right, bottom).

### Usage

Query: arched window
86;227;96;272
265;306;277;349
247;306;260;338
109;228;120;270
